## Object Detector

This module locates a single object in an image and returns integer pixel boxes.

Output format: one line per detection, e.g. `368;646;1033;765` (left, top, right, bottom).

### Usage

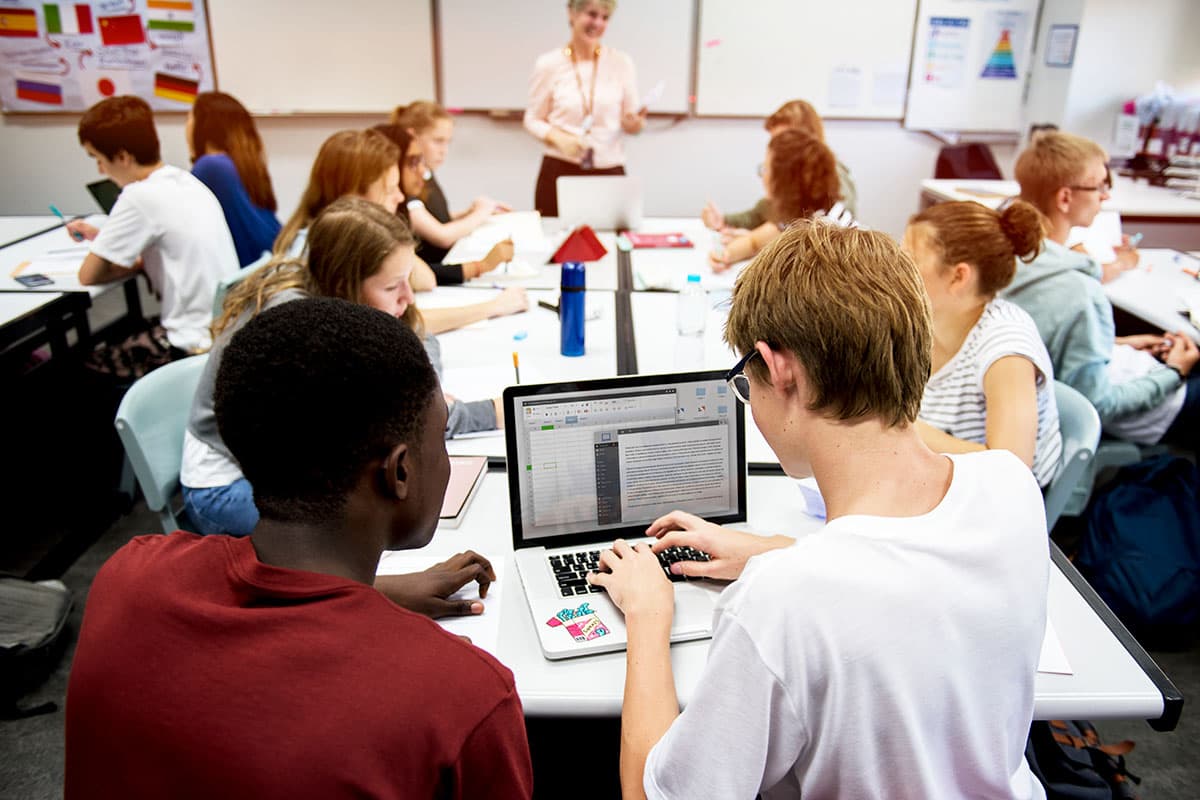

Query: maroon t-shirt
65;533;532;799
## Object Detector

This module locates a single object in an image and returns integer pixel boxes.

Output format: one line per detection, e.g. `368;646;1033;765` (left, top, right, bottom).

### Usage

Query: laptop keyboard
549;546;712;597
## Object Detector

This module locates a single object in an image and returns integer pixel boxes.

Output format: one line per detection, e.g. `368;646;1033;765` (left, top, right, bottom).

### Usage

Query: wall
0;110;988;239
1061;0;1200;149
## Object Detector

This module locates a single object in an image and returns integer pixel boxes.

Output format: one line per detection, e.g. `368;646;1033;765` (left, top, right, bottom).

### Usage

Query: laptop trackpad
674;581;722;633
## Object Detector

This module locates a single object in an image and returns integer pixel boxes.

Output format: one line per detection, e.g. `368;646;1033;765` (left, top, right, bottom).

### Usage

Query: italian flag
147;0;195;33
44;4;94;36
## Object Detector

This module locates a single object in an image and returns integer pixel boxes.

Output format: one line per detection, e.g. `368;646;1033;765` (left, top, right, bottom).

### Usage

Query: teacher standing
524;0;646;217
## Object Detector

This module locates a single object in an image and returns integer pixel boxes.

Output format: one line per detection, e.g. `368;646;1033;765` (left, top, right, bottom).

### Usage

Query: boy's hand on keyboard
373;550;496;619
588;540;674;622
646;511;794;581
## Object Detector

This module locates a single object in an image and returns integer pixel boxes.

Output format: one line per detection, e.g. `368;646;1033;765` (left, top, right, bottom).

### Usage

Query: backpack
1025;720;1141;799
1074;455;1200;646
0;576;73;720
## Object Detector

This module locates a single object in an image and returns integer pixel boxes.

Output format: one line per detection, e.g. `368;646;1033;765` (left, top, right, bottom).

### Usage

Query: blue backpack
1075;456;1200;645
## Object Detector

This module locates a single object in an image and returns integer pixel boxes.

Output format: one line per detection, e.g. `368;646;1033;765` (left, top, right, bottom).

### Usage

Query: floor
1;501;1196;798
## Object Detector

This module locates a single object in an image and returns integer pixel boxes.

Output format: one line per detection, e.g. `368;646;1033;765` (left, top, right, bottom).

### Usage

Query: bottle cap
686;274;701;283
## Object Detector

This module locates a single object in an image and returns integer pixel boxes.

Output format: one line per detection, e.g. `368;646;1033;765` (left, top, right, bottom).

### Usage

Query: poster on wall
0;0;214;112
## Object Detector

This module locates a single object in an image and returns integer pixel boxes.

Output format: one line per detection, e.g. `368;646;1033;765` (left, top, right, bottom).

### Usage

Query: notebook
86;179;121;214
503;371;746;659
556;175;643;231
624;231;693;249
439;455;488;529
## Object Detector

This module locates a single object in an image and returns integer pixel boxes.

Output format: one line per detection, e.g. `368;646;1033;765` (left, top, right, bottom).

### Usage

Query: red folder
624;232;693;249
551;225;609;263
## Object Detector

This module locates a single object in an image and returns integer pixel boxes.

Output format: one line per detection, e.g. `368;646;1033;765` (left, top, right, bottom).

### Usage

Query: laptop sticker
546;603;610;642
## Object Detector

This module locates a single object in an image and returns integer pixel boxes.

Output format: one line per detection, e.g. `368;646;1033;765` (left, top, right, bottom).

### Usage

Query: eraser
513;330;528;341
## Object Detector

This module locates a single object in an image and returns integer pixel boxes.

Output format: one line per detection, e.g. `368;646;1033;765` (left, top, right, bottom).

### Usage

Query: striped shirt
920;298;1063;487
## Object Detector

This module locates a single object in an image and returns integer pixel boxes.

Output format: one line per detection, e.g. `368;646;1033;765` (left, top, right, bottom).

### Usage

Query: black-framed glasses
724;349;759;404
1068;167;1113;193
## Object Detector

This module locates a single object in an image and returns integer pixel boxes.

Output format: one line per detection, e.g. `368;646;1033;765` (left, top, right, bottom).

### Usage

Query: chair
114;354;209;532
212;251;272;318
1043;381;1101;530
934;143;1004;180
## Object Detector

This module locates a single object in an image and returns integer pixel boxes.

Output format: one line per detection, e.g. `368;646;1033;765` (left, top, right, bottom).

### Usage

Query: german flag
0;8;38;38
154;72;199;104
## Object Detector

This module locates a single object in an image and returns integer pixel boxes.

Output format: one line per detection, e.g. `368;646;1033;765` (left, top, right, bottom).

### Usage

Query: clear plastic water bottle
676;274;707;336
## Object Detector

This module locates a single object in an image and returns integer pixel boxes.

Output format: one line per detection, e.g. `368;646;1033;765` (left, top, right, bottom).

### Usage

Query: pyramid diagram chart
981;29;1018;78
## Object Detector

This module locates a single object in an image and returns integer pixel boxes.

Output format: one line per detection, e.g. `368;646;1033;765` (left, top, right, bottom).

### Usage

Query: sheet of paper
375;552;506;658
10;249;89;277
1067;209;1121;264
1037;619;1072;675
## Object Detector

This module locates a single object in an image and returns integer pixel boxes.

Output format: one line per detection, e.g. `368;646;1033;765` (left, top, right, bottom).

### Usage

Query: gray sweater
186;289;496;475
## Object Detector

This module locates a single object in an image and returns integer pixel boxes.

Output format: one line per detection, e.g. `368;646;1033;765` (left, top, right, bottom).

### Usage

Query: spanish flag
0;8;38;38
154;72;199;104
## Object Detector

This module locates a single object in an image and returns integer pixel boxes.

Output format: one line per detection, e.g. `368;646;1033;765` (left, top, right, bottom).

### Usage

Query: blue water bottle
560;261;586;357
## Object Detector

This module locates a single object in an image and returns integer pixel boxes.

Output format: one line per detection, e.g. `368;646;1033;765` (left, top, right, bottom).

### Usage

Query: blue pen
1127;232;1143;247
50;204;84;241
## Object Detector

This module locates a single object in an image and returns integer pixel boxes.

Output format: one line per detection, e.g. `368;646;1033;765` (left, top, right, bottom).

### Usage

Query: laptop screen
504;371;746;550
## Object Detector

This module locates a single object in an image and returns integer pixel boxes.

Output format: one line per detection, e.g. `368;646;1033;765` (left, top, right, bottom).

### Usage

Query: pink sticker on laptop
546;602;610;641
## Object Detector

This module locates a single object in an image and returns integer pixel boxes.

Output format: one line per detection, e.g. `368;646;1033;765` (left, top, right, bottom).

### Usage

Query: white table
628;217;753;292
391;470;1175;726
444;214;622;291
419;287;620;458
0;215;59;248
0;214;115;297
1103;249;1200;343
920;177;1200;251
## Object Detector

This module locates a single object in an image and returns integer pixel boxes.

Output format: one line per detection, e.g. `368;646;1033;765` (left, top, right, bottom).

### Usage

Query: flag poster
0;0;214;112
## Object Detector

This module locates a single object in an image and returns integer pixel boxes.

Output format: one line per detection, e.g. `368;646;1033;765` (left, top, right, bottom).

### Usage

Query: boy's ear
756;341;795;391
381;443;411;501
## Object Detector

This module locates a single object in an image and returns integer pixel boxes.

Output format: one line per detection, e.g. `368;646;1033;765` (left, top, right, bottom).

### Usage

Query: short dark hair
214;297;439;524
77;96;161;165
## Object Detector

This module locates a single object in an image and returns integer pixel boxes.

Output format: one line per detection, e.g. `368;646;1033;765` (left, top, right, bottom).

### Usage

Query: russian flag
44;4;94;36
16;73;64;105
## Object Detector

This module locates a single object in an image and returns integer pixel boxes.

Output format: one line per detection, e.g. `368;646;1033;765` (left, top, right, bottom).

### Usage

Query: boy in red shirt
65;298;532;799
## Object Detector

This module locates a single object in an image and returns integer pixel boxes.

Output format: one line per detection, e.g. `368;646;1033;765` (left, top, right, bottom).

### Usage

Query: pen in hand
50;204;84;241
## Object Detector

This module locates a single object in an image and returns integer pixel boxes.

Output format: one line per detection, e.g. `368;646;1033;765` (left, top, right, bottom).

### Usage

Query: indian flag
44;4;94;36
146;0;194;33
0;8;38;38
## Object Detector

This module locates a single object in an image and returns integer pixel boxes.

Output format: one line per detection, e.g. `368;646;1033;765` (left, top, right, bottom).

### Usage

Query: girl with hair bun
905;199;1063;487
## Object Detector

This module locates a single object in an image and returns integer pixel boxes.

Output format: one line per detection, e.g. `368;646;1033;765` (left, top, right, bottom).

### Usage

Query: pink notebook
439;456;488;528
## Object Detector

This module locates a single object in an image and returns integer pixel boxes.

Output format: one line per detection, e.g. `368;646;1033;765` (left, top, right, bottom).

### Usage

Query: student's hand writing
1116;333;1171;357
701;201;724;231
647;511;793;582
487;286;528;317
66;220;99;241
708;248;732;273
373;550;496;618
480;239;515;274
587;539;674;620
1165;331;1200;377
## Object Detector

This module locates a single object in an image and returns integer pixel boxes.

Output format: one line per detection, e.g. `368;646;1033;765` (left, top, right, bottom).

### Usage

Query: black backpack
1025;720;1141;799
0;576;73;719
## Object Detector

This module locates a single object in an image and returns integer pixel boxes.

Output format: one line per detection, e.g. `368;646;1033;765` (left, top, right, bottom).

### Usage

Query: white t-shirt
644;451;1049;800
1102;343;1187;444
920;298;1064;487
90;164;237;351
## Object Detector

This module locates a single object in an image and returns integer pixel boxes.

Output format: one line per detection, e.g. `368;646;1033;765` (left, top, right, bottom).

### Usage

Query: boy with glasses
1001;131;1199;452
590;222;1050;799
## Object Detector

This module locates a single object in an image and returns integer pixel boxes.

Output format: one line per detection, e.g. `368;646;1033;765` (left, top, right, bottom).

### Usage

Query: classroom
2;0;1199;797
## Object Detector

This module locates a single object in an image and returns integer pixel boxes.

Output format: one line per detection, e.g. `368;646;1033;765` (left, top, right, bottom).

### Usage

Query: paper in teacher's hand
641;80;666;110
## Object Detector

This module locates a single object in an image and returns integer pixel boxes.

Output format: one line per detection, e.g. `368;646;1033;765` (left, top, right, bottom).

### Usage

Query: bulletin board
694;0;919;119
0;0;215;112
903;0;1040;132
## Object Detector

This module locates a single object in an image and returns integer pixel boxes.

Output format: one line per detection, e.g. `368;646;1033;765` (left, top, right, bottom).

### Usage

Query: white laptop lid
555;175;644;230
503;370;747;553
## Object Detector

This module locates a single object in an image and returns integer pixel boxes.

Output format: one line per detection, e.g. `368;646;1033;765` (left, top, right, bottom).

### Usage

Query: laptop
86;179;121;214
504;371;746;660
556;175;643;231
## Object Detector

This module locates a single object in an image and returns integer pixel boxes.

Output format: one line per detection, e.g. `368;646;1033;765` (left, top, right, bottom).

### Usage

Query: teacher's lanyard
568;46;600;135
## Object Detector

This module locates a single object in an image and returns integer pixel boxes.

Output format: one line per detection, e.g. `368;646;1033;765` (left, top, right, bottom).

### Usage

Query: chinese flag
98;15;145;46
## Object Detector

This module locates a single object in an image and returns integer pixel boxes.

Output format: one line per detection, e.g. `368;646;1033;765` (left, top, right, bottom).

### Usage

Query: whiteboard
904;0;1039;132
437;0;693;114
695;0;918;119
208;0;434;114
